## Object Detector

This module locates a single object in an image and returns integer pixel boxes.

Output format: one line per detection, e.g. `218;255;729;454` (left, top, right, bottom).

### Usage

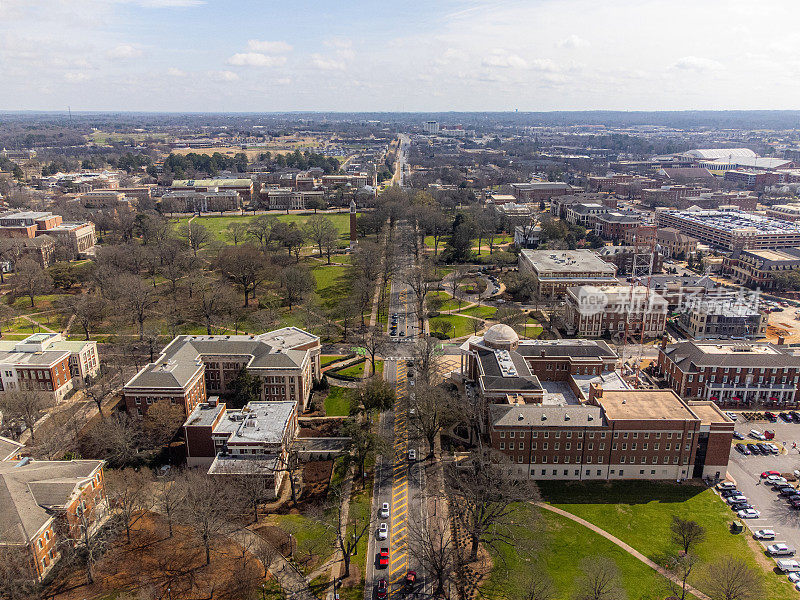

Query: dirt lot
47;512;268;600
302;459;334;501
298;419;343;438
766;309;800;343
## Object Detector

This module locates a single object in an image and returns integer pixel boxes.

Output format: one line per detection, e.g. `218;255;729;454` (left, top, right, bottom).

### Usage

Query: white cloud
481;49;527;69
227;52;286;67
208;70;239;81
311;54;346;71
167;67;186;77
671;55;724;72
529;58;561;73
325;38;352;50
64;72;90;82
274;77;292;85
246;39;292;54
107;44;143;59
557;34;589;49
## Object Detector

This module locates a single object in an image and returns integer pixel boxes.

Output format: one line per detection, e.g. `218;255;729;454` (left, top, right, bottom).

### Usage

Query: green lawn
486;506;679;600
311;262;351;310
538;480;795;599
521;318;544;339
459;305;497;319
174;212;352;245
273;513;336;574
323;385;351;416
321;354;346;368
426;291;462;312
428;314;476;339
336;358;383;379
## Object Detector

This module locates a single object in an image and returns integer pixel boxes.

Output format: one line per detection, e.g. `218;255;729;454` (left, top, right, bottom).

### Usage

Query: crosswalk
389;361;409;594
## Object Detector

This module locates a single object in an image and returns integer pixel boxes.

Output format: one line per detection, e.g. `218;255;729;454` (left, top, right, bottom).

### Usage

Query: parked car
768;477;789;488
725;411;738;421
378;523;388;540
376;578;388;599
754;529;776;540
777;559;800;572
786;494;800;504
758;443;773;454
380;502;390;519
726;494;747;504
377;548;389;569
762;471;782;478
721;489;741;498
749;444;762;455
781;412;793;422
404;571;417;588
733;431;744;440
791;499;800;510
790;411;800;423
779;489;799;498
776;485;796;494
766;412;778;422
768;544;796;556
730;502;753;512
717;481;737;491
750;430;766;440
765;430;776;440
738;508;760;519
408;449;416;461
790;572;800;584
767;443;780;454
736;444;751;455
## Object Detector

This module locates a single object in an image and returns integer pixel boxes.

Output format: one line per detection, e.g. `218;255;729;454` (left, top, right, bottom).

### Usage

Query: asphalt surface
725;418;800;569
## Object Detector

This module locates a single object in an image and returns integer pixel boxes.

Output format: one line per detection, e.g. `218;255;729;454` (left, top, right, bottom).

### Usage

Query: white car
378;523;388;540
768;543;795;556
755;529;776;540
789;572;800;583
796;581;800;592
725;412;738;421
380;502;390;519
408;449;416;462
726;495;747;504
766;475;788;486
717;481;737;491
738;508;760;519
749;429;766;440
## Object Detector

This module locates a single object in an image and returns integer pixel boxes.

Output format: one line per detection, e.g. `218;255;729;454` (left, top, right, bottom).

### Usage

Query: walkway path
532;503;711;600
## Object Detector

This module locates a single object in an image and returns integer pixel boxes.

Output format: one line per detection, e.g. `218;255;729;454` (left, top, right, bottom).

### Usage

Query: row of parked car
734;441;781;456
718;482;761;519
765;411;800;423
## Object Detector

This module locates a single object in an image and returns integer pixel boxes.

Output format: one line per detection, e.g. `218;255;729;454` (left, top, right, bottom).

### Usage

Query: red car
765;430;776;440
377;548;389;569
405;571;417;587
376;578;388;599
761;471;781;478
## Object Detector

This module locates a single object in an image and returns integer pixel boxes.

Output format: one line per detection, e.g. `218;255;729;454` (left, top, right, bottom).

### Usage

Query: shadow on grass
537;480;707;505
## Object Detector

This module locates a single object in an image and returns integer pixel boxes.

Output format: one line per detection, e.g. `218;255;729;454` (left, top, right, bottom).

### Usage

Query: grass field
337;359;384;379
174;212;351;245
459;305;497;319
320;354;346;368
426;291;462;313
537;480;795;599
486;506;678;600
429;314;476;338
323;385;350;416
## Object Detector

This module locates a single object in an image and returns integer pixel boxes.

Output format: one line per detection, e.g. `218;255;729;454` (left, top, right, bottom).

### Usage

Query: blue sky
1;0;799;112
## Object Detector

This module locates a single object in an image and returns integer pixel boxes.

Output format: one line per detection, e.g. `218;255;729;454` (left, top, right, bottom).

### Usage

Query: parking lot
726;417;800;579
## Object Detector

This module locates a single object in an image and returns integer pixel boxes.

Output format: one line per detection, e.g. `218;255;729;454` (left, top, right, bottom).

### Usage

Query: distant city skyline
1;0;799;112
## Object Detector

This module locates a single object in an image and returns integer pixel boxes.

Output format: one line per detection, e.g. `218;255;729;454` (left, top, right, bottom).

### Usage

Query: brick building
723;247;800;290
124;327;321;417
0;459;107;581
656;340;800;408
564;285;668;339
0;211;95;259
596;245;664;276
677;298;766;340
593;212;642;243
511;182;574;202
0;333;100;403
518;249;618;299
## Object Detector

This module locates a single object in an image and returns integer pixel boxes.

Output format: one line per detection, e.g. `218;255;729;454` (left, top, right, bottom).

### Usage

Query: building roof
490;403;603;428
475;348;542;392
483;324;519;347
172;179;252;188
520;250;617;275
663;341;800;371
125;328;318;390
660;209;800;236
515;339;617;360
567;285;668;310
597;389;697;421
686;401;733;425
512;182;571;190
0;436;24;462
0;460;103;545
683;148;757;160
735;247;800;267
210;401;296;445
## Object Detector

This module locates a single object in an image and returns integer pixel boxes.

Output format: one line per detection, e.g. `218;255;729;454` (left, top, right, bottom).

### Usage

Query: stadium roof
683;148;756;160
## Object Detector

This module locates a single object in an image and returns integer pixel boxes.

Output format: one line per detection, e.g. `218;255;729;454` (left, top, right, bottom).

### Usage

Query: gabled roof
663;341;800;371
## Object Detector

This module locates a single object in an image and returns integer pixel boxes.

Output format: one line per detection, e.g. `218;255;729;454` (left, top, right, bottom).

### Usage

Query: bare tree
112;272;157;340
274;444;303;507
573;556;625;600
303;215;339;259
665;553;699;600
106;468;153;544
0;389;50;443
217;244;269;307
247;214;278;252
328;485;371;579
342;417;386;480
226;459;278;521
82;411;142;468
178;220;212;257
671;515;706;554
252;536;279;578
520;569;557;600
359;326;385;377
445;448;540;561
177;470;237;565
448;265;468;313
82;368;119;420
141;400;185;449
403;260;436;330
11;258;52;307
0;547;42;600
412;335;442;387
226;222;249;246
705;557;764;600
61;292;106;340
279;265;314;311
194;277;239;334
407;511;456;598
408;383;454;460
154;472;184;538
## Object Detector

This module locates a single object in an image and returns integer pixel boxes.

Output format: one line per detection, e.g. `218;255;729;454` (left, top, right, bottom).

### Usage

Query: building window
509;443;514;450
519;443;524;450
500;443;505;450
509;432;515;439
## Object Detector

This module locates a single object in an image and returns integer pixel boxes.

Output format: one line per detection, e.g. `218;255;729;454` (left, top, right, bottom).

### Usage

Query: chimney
660;335;669;350
589;382;603;405
778;335;786;346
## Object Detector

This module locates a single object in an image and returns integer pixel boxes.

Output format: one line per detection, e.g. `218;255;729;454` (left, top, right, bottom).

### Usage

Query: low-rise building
513;224;541;248
0;459;107;581
564;203;608;227
0;333;100;403
0;211;95;258
723;247;800;290
511;182;574;202
622;227;698;259
171;178;254;201
45;221;96;256
124;327;321;417
518;249;618;299
564;285;668;339
597;245;664;276
161;189;241;213
266;188;324;211
183;398;298;498
767;204;800;222
593;212;641;243
657;340;800;408
645;274;723;310
677;298;766;340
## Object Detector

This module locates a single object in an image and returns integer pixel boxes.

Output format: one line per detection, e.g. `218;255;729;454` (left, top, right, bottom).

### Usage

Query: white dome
483;324;519;349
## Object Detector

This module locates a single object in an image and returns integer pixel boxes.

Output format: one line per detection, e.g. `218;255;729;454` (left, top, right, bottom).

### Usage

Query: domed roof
483;324;519;346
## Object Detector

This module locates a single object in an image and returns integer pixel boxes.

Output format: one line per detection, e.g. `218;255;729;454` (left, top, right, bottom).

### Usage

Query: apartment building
0;333;100;403
564;285;668;339
678;298;766;340
0;211;95;258
655;209;800;251
124;327;321;417
723;247;800;290
518;249;618;299
593;212;642;243
488;386;733;481
564;203;608;227
624;227;698;259
0;459;107;581
183;398;298;498
550;193;612;219
657;340;800;408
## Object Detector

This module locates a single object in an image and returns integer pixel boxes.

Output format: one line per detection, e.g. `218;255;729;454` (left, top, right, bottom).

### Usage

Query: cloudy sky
1;0;798;112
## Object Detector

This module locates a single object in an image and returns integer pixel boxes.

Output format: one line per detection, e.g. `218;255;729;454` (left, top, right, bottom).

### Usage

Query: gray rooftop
490;403;603;428
520;250;617;275
664;341;800;371
212;401;296;445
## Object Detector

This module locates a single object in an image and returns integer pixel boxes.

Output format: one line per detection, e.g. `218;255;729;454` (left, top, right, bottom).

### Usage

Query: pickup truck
767;543;796;556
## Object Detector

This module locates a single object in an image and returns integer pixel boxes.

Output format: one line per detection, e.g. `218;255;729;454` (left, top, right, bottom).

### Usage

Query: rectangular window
509;432;515;439
499;431;505;438
500;443;505;450
509;443;514;450
519;443;524;450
